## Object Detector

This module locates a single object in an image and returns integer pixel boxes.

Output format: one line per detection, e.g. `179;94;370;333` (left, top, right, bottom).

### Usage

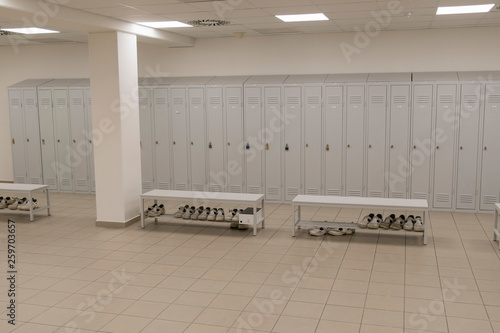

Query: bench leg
141;198;145;229
292;204;296;237
423;210;428;245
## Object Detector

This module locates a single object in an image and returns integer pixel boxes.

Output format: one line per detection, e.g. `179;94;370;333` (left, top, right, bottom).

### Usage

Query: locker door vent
287;187;299;197
267;186;280;196
158;182;170;190
328;96;341;105
228;96;240;105
192;184;204;191
439;95;453;104
416;96;430;104
463;95;478;104
230;185;242;193
191;97;202;105
307;96;320;105
413;192;427;200
61;178;72;187
15;176;26;184
286;96;299;104
482;195;497;205
371;96;384;104
56;98;66;106
71;97;83;106
326;189;340;196
40;98;51;106
348;190;361;197
139;97;149;106
487;95;500;104
391;192;405;198
306;188;320;195
45;177;56;186
209;96;221;105
142;182;153;191
175;183;188;191
267;96;279;105
25;98;36;106
30;177;42;184
393;96;407;104
210;184;223;192
349;95;363;104
459;194;473;204
173;97;184;105
369;190;383;197
436;193;450;203
76;179;87;187
155;97;167;105
10;98;20;106
247;96;259;104
248;186;261;194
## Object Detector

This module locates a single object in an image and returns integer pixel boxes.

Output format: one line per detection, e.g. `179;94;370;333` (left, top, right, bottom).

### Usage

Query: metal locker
225;87;244;193
366;85;387;198
8;89;28;184
304;86;323;195
479;84;500;210
264;86;283;200
153;87;171;190
244;86;263;194
433;84;458;209
85;89;96;193
38;89;58;190
411;85;433;200
23;89;43;185
284;86;302;200
53;89;73;192
69;88;90;193
345;85;365;197
139;88;155;192
170;87;190;191
456;84;481;210
206;87;225;192
188;87;207;191
324;85;343;196
389;85;410;198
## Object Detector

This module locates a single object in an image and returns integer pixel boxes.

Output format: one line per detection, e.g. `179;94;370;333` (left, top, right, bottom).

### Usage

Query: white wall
1;26;499;181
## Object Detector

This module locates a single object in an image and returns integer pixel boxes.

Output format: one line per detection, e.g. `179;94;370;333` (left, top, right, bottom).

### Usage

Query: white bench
141;190;265;235
493;203;500;250
292;195;429;245
0;184;51;222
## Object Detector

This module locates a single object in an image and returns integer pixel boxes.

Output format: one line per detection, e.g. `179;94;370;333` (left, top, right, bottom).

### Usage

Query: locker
324;85;344;196
303;86;323;195
170;87;190;191
69;88;90;193
284;86;302;200
38;89;58;190
53;89;73;191
456;84;481;210
139;88;155;192
84;89;96;193
389;85;410;198
244;86;263;194
8;89;28;184
225;87;244;193
264;86;283;200
479;84;500;210
23;89;43;185
345;85;365;197
152;87;171;190
206;87;225;192
433;84;458;209
366;85;387;198
411;85;433;200
188;87;207;191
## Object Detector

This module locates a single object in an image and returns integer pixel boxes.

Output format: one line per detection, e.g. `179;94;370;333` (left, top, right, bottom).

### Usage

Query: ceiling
0;0;499;46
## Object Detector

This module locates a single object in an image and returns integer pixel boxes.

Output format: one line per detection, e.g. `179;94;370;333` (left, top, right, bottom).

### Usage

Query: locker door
85;89;96;193
411;85;433;200
389;85;410;198
188;87;207;191
139;88;154;192
433;84;457;209
53;89;73;191
153;88;171;190
479;84;500;210
345;85;365;197
264;86;282;200
366;85;387;198
171;88;190;190
225;87;244;193
284;86;302;200
206;87;225;192
23;89;43;184
304;86;322;195
69;89;90;193
244;86;263;194
324;86;343;196
8;89;27;184
38;89;58;190
456;84;481;210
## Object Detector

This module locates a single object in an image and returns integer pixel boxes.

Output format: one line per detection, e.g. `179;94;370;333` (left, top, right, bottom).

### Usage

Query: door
324;85;343;196
345;85;365;197
85;89;96;193
139;88;154;192
225;86;244;193
153;87;171;190
244;86;263;194
188;87;207;191
366;85;387;198
284;86;302;200
23;88;43;185
8;89;27;184
170;87;190;190
389;85;410;198
304;86;322;195
69;88;90;193
411;85;433;200
206;87;225;192
53;89;73;191
38;89;58;190
264;86;282;200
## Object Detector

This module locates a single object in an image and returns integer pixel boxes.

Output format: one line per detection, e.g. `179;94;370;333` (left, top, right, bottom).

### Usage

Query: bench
0;184;51;222
493;203;500;250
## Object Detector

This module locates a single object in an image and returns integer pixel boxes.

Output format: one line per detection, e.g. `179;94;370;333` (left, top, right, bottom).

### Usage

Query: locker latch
305;143;309;148
209;142;213;149
27;138;30;142
326;144;329;151
42;139;45;145
285;143;289;151
246;143;250;150
227;142;230;146
12;138;15;144
265;143;269;150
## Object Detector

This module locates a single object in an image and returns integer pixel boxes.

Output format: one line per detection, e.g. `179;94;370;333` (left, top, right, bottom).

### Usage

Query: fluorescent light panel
2;27;59;34
138;21;191;28
436;4;494;15
276;13;329;22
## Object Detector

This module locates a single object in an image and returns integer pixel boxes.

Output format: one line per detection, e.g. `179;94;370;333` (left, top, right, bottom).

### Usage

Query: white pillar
88;31;142;226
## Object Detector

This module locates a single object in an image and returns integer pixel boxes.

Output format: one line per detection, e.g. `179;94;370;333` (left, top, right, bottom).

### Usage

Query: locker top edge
367;72;411;82
69;78;90;88
244;75;288;85
139;77;178;86
412;72;459;82
284;74;328;84
325;73;368;83
38;79;83;87
171;76;215;85
207;76;251;85
457;71;500;82
8;79;53;88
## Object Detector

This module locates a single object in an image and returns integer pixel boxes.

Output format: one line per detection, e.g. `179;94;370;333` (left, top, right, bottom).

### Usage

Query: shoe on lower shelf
198;207;210;220
173;205;189;218
390;215;405;230
358;213;374;228
0;197;8;209
327;227;347;236
309;227;328;236
207;208;218;221
8;197;24;210
404;215;415;231
413;216;424;232
182;206;195;219
232;209;243;222
225;209;236;222
191;206;204;220
367;214;383;229
215;208;225;222
380;214;395;229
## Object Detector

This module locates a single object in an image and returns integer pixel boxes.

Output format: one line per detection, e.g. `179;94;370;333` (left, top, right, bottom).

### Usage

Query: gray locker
84;88;96;193
433;84;458;209
244;86;263;194
23;88;44;185
38;88;58;190
366;84;387;198
303;85;323;195
324;85;344;196
480;83;500;210
188;87;207;191
170;87;190;191
389;84;411;198
139;87;155;192
456;84;481;210
411;85;433;200
53;88;73;192
225;86;244;193
284;86;302;200
152;87;171;190
206;87;225;192
345;85;366;197
8;89;28;184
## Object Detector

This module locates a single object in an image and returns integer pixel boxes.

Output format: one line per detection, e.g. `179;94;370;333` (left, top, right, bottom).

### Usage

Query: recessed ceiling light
138;21;192;28
436;4;494;15
1;27;59;34
275;13;329;22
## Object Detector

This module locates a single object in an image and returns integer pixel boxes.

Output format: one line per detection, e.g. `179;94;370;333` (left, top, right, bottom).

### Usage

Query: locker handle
191;141;193;145
368;144;372;148
209;142;213;149
460;146;463;150
305;143;309;148
156;141;159;145
57;139;60;143
266;143;269;150
89;140;92;144
228;142;230;146
326;144;329;151
484;146;487;151
285;143;289;151
347;144;350;148
12;138;15;144
390;145;394;149
27;138;30;142
436;146;439;150
246;142;250;150
173;141;176;145
42;139;45;145
413;145;416;149
73;139;76;143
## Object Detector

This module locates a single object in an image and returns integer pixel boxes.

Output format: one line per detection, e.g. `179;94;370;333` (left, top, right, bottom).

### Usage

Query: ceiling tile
133;3;202;14
57;0;118;9
250;0;316;7
319;2;378;12
222;8;272;19
85;6;150;17
263;6;322;15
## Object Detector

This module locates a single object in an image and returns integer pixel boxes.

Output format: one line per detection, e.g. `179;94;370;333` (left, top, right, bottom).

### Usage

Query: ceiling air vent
188;19;230;27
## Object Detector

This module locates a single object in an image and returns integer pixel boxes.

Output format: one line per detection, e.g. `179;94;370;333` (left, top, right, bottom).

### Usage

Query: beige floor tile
336;268;371;281
11;323;58;333
290;288;329;304
31;307;78;326
16;304;49;322
184;323;229;333
209;294;252;311
140;287;183;303
100;314;152;333
362;308;403;328
404;312;448;332
282;301;325;319
221;282;260;297
194;308;241;327
327;291;367;308
121;300;169;318
141;319;189;333
447;317;493;333
332;279;369;294
445;302;488;320
365;294;404;311
174;291;218;307
360;325;402;333
158;304;205;322
316;320;360;333
405;285;443;300
66;311;116;330
24;291;71;307
322;305;363;323
271;315;319;333
157;276;197;290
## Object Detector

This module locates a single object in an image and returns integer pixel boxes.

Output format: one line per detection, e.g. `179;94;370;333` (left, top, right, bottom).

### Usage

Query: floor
1;192;500;333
